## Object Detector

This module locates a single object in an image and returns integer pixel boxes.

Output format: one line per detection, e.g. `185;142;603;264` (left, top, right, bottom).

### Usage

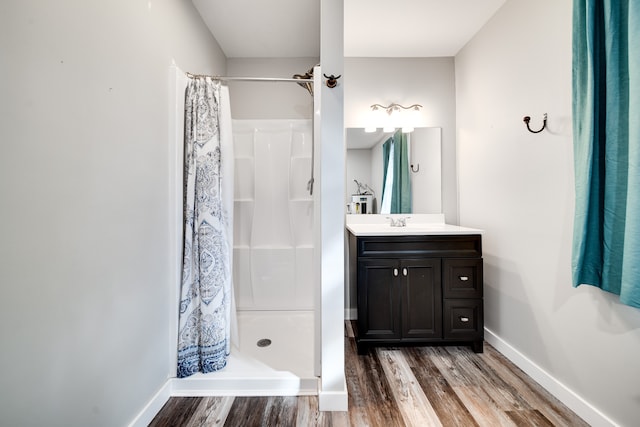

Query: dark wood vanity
348;231;484;354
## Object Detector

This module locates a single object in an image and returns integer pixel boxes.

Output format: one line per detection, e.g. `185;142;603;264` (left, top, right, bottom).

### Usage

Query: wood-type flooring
150;321;588;426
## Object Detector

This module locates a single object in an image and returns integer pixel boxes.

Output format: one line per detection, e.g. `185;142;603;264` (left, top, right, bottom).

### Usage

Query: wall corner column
318;0;348;412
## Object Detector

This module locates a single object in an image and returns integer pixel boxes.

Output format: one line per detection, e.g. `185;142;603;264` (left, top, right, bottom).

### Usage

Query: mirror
346;127;442;214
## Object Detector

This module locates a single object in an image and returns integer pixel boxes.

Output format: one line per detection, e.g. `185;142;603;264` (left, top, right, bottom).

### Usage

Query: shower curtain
178;77;235;377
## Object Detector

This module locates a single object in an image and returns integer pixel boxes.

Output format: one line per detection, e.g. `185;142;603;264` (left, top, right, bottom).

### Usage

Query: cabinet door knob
459;316;470;323
402;268;408;276
459;276;469;281
393;268;399;277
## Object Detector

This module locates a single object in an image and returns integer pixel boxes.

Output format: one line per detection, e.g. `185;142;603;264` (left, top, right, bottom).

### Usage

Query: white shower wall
232;119;315;311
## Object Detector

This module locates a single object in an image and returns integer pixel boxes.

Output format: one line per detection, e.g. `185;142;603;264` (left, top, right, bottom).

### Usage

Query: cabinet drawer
356;235;482;258
443;258;483;298
443;299;483;340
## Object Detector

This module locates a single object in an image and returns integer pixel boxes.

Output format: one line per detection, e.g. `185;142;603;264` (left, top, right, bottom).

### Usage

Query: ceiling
192;0;506;58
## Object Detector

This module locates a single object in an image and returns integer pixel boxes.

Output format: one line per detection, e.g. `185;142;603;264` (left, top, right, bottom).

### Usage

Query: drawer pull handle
402;268;408;276
459;316;470;323
393;268;399;277
459;276;469;281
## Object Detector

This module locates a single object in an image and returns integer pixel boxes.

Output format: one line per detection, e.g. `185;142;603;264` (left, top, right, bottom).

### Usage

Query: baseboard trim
127;379;172;427
484;328;617;427
344;308;357;320
318;386;348;412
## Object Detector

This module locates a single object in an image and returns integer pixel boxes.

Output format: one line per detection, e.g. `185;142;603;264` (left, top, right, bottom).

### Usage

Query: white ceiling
193;0;506;58
192;0;320;58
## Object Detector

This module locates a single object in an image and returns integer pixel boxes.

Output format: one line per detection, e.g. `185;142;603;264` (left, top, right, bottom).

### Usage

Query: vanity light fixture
370;103;422;115
368;103;422;133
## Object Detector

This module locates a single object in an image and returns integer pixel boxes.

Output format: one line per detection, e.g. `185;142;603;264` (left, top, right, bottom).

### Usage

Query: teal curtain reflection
572;0;640;308
381;130;411;214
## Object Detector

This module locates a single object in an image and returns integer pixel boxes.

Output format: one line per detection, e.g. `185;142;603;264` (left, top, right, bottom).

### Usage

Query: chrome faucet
387;216;410;227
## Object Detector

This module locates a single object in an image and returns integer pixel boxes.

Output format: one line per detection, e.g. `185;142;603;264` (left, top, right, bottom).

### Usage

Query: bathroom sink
345;214;482;236
346;222;482;236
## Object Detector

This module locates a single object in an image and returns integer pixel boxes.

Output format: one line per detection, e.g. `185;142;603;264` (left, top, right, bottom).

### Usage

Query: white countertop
346;214;483;236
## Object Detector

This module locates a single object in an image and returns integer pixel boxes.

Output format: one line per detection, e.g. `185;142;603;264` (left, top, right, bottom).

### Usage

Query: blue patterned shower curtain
178;77;234;377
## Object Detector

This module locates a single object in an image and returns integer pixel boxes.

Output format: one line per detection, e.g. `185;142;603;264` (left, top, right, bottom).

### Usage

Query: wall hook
410;164;420;173
323;74;341;88
523;113;547;133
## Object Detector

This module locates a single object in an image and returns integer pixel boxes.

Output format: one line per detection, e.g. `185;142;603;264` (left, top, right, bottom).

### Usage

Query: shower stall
229;118;317;387
170;66;320;396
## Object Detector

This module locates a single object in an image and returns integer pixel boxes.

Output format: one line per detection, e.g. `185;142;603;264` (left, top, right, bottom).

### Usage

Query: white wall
456;1;640;426
226;57;319;119
344;57;458;223
0;1;225;426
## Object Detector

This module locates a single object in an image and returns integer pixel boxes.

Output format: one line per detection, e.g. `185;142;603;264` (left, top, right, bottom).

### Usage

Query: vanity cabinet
348;233;483;354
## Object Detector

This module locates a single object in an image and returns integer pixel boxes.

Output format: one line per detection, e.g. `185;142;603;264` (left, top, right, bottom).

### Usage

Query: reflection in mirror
380;130;411;214
346;127;442;214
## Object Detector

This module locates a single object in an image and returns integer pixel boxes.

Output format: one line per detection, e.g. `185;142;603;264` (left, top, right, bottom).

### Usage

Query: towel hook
410;164;420;173
523;113;547;133
323;74;341;88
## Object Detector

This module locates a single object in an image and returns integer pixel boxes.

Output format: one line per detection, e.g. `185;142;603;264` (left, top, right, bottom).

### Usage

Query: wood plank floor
150;321;588;426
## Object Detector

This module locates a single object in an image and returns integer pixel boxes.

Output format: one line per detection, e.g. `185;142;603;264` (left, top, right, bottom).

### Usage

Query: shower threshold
173;310;317;396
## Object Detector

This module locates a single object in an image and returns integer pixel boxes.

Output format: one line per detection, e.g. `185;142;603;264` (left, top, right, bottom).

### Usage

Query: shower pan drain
256;338;272;348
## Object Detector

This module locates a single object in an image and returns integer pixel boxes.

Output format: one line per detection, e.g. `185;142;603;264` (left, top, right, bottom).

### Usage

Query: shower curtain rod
186;72;313;83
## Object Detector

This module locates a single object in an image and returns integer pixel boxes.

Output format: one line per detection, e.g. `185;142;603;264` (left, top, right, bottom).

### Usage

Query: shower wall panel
232;120;314;311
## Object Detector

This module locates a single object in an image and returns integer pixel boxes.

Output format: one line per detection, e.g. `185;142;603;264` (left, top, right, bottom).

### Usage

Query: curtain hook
410;164;420;173
523;113;547;133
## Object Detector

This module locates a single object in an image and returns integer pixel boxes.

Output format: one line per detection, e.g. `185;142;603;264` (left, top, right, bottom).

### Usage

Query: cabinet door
357;259;401;340
401;259;442;339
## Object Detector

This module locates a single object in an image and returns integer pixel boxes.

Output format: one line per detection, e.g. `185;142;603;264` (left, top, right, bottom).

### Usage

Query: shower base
173;310;317;396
